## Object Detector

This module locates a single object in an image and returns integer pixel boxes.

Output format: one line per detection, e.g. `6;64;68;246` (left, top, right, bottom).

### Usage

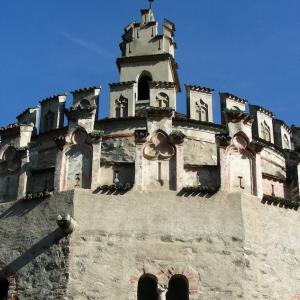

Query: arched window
261;121;271;142
0;278;9;300
166;275;189;300
283;134;290;149
138;73;152;101
80;99;90;109
156;92;169;108
231;106;241;111
115;95;129;118
44;110;55;132
196;99;208;122
137;275;158;300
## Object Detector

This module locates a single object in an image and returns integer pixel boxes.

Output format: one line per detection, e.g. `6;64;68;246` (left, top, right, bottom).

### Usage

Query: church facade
1;5;300;300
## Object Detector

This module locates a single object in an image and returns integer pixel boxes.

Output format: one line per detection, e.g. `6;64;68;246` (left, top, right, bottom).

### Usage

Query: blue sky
0;0;299;126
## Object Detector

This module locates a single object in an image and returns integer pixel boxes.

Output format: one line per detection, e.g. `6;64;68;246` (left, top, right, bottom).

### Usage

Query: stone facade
1;5;300;300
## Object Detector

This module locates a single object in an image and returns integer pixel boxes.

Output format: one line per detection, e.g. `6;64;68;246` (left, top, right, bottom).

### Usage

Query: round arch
137;71;153;101
137;274;158;300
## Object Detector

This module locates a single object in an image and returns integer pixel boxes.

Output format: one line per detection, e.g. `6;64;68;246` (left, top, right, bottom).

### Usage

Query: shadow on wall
2;228;65;276
0;198;45;219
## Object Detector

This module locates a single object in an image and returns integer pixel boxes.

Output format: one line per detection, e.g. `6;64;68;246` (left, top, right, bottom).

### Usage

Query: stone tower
1;4;300;300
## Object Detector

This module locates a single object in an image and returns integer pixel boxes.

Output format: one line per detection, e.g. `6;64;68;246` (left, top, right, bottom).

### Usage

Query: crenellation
1;4;300;300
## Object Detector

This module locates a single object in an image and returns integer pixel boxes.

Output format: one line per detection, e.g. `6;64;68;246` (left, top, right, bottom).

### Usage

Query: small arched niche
138;72;152;101
0;146;21;202
166;275;189;300
63;128;92;190
156;92;169;108
226;133;257;195
0;277;9;300
143;130;177;191
137;274;158;300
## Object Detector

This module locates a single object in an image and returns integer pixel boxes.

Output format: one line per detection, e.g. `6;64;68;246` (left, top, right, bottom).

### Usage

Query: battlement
1;82;299;207
1;5;300;209
1;4;300;300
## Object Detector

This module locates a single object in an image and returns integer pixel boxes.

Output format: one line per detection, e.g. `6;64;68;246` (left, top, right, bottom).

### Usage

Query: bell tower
109;3;180;118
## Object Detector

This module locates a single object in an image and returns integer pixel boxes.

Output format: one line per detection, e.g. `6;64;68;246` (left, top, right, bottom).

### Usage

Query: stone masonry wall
67;190;246;300
0;191;74;299
241;194;300;300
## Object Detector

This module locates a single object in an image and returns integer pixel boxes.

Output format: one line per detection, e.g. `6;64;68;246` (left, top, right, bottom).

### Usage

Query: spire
149;0;154;9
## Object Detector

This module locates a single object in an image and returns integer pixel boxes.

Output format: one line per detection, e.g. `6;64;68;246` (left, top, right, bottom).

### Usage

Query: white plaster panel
149;87;176;110
120;61;173;83
109;85;137;118
226;99;246;111
188;90;213;122
184;140;217;166
262;178;285;198
281;126;291;149
257;111;274;143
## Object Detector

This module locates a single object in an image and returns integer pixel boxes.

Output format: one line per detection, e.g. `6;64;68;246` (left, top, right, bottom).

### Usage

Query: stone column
134;130;148;191
17;148;29;200
54;136;67;192
255;153;263;199
157;285;168;300
219;147;228;192
91;134;103;191
175;144;184;191
135;144;144;191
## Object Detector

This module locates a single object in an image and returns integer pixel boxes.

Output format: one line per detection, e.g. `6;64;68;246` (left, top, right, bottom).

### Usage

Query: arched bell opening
0;278;9;300
137;274;158;300
138;72;152;101
166;275;189;300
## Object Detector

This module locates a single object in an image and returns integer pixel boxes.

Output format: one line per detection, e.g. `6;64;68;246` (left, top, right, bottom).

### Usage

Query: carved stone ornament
135;129;149;144
143;132;175;160
54;135;67;151
169;130;185;144
0;147;21;175
232;134;248;151
89;130;104;142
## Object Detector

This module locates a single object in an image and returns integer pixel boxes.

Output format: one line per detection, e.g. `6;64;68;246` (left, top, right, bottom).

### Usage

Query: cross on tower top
149;0;155;9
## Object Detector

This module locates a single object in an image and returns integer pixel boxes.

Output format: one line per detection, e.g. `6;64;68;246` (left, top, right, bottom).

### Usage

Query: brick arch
156;266;200;295
0;261;18;300
136;264;200;295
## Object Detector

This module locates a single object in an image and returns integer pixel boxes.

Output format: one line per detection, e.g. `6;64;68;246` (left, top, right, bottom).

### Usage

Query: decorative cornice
64;105;96;121
220;92;247;104
39;93;67;104
185;84;214;94
71;86;101;94
17;107;38;120
177;185;220;197
149;81;176;89
262;172;286;182
109;81;136;88
146;106;174;118
250;104;275;118
275;119;291;133
0;123;20;134
262;194;300;210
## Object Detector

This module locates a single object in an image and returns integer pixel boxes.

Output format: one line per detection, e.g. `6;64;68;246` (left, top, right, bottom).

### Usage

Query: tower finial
149;0;154;9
